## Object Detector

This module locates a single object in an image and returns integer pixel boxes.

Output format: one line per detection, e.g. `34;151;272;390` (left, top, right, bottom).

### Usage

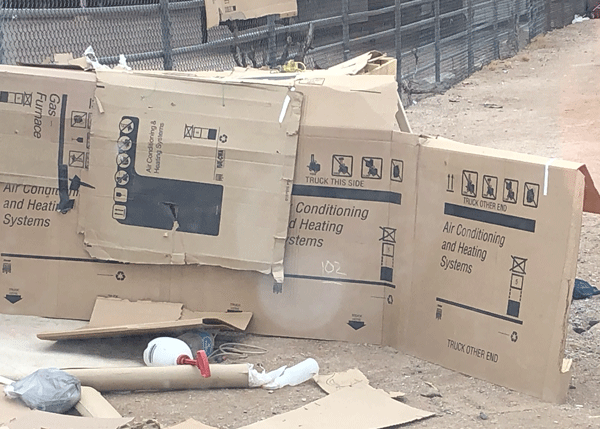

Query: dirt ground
98;20;600;429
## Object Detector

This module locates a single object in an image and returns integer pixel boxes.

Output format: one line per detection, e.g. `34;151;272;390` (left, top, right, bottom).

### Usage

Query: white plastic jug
143;337;192;367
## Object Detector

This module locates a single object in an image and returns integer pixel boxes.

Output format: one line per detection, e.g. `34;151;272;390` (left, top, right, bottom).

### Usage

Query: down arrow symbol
347;320;365;330
5;294;22;304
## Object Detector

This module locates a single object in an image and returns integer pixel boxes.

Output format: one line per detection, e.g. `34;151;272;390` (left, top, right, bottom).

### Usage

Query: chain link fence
0;0;594;105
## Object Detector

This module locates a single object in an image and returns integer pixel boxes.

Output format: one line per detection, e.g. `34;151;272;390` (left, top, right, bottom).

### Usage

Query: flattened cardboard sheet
398;136;598;403
37;297;252;341
5;410;131;429
79;71;302;279
242;383;433;429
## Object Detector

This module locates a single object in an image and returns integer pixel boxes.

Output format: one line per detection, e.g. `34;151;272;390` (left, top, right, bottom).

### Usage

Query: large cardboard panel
401;136;587;402
204;0;297;29
79;71;302;279
0;71;406;345
242;383;432;429
0;66;96;188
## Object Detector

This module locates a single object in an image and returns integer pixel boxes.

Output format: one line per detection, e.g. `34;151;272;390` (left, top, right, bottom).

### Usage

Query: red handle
177;350;211;378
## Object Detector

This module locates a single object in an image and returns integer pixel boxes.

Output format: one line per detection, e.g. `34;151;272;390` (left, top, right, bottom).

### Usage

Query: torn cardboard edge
313;368;405;398
37;297;252;341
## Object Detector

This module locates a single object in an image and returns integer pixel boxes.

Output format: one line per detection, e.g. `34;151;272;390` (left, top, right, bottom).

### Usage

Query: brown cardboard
0;65;96;188
5;410;131;429
2;61;600;403
204;0;297;29
0;386;30;427
78;71;302;280
74;386;122;418
394;136;596;403
313;368;369;394
1;68;404;346
167;420;218;429
37;297;252;340
241;382;433;429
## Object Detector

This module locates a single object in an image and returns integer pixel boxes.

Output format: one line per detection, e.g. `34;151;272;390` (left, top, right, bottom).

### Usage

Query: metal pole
514;0;520;52
159;0;173;70
267;14;277;67
199;3;208;44
342;0;350;61
0;9;5;65
395;0;402;97
528;0;534;41
434;0;441;83
467;0;474;75
493;0;499;59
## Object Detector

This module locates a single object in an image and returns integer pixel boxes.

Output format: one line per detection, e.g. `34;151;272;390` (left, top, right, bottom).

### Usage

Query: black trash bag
573;278;600;300
4;368;81;413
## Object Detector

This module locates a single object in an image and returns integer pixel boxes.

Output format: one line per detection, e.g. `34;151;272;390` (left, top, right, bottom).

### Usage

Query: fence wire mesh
0;0;593;105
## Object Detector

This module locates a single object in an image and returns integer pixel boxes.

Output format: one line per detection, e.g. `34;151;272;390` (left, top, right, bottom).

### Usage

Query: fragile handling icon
331;154;353;177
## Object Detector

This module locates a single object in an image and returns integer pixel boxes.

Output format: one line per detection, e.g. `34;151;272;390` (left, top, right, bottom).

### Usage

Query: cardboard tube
65;364;249;392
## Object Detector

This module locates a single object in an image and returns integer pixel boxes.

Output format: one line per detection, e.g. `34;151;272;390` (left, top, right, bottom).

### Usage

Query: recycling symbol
115;271;126;281
511;331;518;342
219;134;228;143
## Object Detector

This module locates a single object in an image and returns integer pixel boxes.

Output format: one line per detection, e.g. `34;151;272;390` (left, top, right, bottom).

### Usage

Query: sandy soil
91;19;600;429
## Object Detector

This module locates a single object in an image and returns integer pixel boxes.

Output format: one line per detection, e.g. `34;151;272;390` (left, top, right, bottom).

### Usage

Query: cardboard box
204;0;298;29
0;67;403;346
390;136;598;402
78;70;302;278
1;62;600;402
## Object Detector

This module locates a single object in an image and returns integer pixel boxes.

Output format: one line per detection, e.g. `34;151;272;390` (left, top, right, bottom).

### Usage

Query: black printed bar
436;297;523;325
292;185;401;205
444;203;536;233
286;273;395;289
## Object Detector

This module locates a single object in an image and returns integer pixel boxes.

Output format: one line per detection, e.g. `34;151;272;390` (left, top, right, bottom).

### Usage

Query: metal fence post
159;0;173;70
342;0;350;61
514;0;520;52
493;0;500;59
395;0;402;96
199;3;208;44
467;0;474;75
0;11;5;65
528;0;534;41
267;14;277;67
434;0;441;83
